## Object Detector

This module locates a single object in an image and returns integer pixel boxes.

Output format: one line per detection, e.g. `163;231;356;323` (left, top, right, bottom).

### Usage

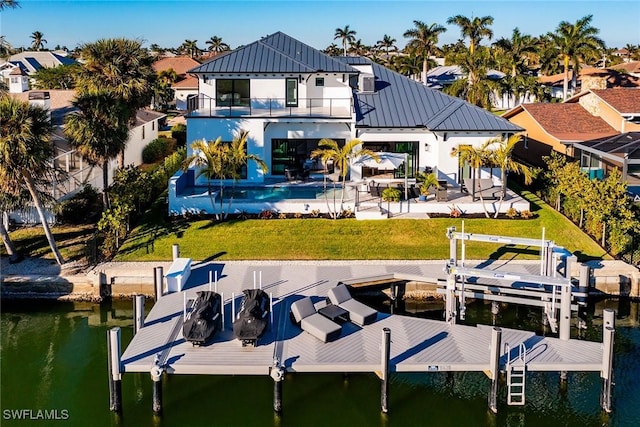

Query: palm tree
323;43;342;57
0;96;64;264
181;39;200;58
447;15;494;55
0;35;12;58
64;91;130;207
206;36;230;53
76;38;155;166
311;138;378;218
547;15;604;100
376;34;397;56
334;25;356;56
348;39;368;57
0;0;20;11
484;135;533;217
183;137;225;220
451;141;493;218
445;46;496;109
492;28;538;77
403;21;447;85
30;31;47;51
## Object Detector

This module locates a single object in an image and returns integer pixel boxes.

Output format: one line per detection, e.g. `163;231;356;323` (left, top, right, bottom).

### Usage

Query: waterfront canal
1;298;638;426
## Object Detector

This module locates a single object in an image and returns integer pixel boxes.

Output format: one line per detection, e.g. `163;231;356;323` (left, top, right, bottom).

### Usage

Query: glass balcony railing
187;94;353;118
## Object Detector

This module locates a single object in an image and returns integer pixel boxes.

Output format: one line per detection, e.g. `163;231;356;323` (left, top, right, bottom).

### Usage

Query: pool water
183;185;342;201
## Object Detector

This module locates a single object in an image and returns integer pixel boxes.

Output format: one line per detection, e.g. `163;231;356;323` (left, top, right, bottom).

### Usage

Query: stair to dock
506;343;527;406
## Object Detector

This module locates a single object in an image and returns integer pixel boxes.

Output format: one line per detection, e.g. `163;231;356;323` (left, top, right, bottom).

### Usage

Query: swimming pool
181;185;341;201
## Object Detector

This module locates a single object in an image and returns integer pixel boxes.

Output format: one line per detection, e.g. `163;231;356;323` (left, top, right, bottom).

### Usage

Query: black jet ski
233;289;270;347
183;291;222;346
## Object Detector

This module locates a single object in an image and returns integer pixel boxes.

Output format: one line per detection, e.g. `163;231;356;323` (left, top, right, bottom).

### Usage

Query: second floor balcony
187;94;353;119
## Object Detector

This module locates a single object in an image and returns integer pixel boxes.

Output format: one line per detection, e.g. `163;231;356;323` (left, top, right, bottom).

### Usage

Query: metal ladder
506;343;527;405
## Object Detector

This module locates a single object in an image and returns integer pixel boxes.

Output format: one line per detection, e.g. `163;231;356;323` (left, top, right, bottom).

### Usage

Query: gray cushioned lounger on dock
328;284;377;326
290;297;342;342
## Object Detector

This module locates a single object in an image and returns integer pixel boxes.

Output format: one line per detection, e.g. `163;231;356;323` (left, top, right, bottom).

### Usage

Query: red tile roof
172;75;198;89
539;67;640;88
610;61;640;74
152;56;201;76
590;88;640;114
518;103;618;141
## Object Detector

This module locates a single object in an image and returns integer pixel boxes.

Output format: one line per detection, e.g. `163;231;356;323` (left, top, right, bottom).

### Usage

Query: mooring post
601;308;615;413
449;227;457;266
488;327;502;414
172;244;180;261
559;280;571;341
445;274;457;324
151;361;163;415
564;255;576;280
579;264;591;292
107;327;122;413
133;294;145;334
270;358;284;414
153;266;164;302
381;327;391;414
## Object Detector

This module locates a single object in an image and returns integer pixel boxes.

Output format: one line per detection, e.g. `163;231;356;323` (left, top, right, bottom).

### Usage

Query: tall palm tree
348;39;368;57
181;39;200;58
547;15;604;100
64;91;130;207
0;0;20;10
376;34;397;56
183;137;226;220
445;46;496;109
323;43;342;57
206;36;230;53
30;31;47;51
403;20;447;85
446;15;494;54
484;135;533;217
76;38;155;166
311;138;378;218
334;25;356;56
0;96;64;264
492;28;539;77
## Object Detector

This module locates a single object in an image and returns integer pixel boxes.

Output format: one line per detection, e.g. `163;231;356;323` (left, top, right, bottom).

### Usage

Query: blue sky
2;0;639;51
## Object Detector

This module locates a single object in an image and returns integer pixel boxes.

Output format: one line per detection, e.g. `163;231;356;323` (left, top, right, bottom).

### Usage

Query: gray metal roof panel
189;32;357;74
355;61;522;132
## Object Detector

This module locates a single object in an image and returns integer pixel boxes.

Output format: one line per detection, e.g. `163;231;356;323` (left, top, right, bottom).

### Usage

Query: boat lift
444;225;589;340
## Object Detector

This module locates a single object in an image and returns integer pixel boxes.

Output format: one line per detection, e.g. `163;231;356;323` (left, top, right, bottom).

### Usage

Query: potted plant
381;187;401;202
416;171;438;201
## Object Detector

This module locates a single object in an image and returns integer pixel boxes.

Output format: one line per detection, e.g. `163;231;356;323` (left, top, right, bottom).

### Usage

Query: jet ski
233;289;270;347
182;291;222;346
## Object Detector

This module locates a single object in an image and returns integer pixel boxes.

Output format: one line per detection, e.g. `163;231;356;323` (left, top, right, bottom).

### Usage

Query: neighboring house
1;51;78;94
573;132;640;197
539;67;640;99
609;61;640;78
152;56;201;110
173;31;521;214
503;88;640;168
7;90;165;223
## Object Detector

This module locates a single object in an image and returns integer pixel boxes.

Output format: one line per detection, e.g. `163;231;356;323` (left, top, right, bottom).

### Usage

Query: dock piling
601;309;615;413
488;327;502;413
107;327;122;413
270;358;284;414
151;364;163;415
559;282;571;341
172;244;180;260
134;295;145;334
381;328;391;414
153;267;164;301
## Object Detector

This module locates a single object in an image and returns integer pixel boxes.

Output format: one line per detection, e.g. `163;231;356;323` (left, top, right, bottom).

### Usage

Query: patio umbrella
356;152;406;170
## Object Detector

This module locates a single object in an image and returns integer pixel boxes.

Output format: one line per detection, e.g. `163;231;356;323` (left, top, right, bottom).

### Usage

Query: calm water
1;298;639;427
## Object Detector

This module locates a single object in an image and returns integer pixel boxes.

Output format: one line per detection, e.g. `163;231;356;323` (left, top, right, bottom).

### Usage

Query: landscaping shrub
172;123;187;148
142;137;171;163
381;187;401;202
55;185;102;224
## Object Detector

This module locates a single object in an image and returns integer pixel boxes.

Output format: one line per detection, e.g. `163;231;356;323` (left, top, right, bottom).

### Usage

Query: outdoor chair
328;284;377;326
369;183;383;198
463;178;500;201
290;297;342;342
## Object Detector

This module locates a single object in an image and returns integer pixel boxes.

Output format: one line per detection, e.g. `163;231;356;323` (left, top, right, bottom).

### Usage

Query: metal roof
189;32;358;74
575;132;640;161
344;58;522;132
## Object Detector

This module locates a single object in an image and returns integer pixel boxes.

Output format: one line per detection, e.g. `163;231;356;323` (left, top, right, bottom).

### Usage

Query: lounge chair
290;297;342;342
328;284;377;326
463;178;501;200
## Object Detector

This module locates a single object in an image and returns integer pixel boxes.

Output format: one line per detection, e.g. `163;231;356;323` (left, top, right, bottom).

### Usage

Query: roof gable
590;88;640;114
516;103;617;141
189;31;357;74
349;60;521;132
153;56;201;76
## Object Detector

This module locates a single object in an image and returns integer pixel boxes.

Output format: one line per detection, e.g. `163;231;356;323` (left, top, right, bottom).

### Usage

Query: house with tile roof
152;56;201;110
539;67;640;99
181;32;520;187
503;88;640;168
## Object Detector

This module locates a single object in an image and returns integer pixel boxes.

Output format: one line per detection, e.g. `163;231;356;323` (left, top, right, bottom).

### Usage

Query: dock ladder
506;343;527;405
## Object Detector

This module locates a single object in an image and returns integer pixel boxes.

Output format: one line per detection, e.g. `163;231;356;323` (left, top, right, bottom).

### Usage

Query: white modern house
170;32;526;217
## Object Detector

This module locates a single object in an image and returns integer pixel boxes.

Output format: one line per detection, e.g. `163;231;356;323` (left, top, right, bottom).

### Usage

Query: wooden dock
114;261;614;415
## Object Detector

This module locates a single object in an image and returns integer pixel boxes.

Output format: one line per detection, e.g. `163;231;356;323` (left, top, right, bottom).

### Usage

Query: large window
216;79;250;107
361;141;418;178
271;139;345;175
286;78;298;107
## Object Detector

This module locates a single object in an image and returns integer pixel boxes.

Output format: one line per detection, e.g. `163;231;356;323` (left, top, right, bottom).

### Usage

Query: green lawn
2;224;96;262
113;189;610;262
